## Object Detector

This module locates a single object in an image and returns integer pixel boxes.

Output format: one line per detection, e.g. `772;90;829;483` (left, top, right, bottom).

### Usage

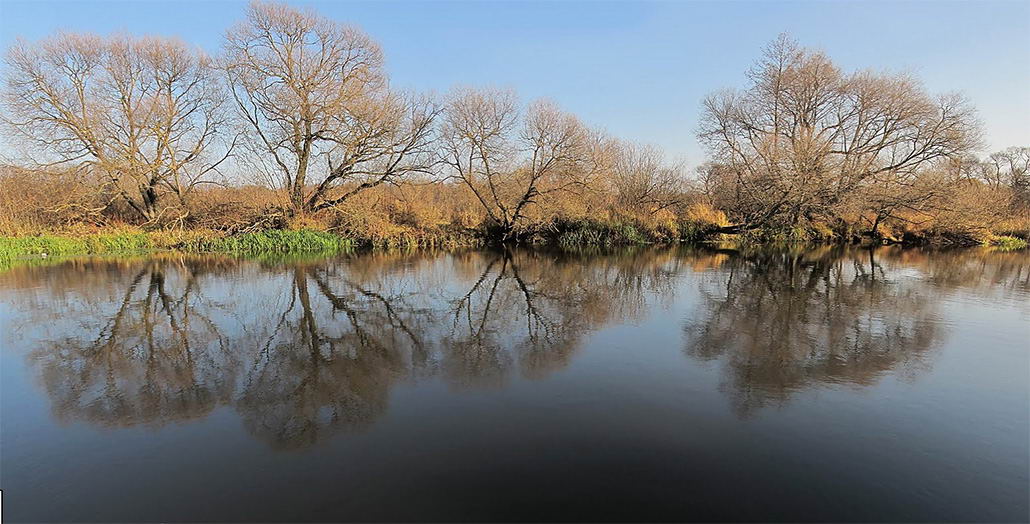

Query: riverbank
0;228;493;271
0;230;350;265
2;221;1026;272
0;216;707;264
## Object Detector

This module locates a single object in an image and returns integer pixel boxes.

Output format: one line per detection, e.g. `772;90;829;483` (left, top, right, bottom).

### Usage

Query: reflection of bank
18;247;1022;445
18;248;681;448
683;247;951;416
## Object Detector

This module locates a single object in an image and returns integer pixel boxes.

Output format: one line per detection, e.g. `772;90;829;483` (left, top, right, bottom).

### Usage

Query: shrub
985;235;1028;251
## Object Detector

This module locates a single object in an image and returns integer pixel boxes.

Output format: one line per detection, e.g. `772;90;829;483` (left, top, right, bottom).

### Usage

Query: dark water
1;246;1028;522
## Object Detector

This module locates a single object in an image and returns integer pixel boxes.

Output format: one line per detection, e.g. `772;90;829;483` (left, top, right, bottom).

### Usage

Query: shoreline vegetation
1;222;1026;272
1;3;1028;258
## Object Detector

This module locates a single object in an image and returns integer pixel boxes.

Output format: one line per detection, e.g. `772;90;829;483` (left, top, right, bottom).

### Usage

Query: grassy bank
0;229;356;269
3;215;1026;272
0;233;151;259
0;220;703;272
723;220;1030;248
0;211;721;263
540;217;718;247
179;229;353;254
0;224;652;264
985;235;1029;251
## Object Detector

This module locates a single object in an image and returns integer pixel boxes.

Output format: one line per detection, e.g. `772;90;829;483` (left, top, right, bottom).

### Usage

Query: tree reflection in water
682;246;1028;415
234;265;433;448
4;247;1025;447
30;259;237;428
7;249;679;448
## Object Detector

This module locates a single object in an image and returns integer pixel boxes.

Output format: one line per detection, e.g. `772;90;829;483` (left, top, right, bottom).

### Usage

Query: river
1;246;1027;522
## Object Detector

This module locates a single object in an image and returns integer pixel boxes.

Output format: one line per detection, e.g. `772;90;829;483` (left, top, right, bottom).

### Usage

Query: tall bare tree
3;33;230;222
698;34;980;235
440;88;595;241
223;1;439;215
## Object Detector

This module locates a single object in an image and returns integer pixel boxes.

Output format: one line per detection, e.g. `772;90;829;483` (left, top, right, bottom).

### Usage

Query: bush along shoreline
2;213;1025;272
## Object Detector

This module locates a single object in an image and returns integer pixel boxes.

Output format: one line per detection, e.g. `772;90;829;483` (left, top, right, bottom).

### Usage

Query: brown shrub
0;166;114;234
183;185;286;232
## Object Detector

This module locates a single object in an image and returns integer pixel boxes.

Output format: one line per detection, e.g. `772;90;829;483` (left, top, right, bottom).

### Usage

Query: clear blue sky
2;0;1028;166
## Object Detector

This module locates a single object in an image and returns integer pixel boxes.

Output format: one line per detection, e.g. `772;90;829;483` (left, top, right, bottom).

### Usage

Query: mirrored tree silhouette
10;246;1018;446
30;258;237;427
683;247;951;416
12;250;678;448
235;264;433;449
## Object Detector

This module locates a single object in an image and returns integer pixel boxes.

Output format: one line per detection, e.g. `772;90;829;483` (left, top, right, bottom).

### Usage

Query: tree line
2;1;1026;245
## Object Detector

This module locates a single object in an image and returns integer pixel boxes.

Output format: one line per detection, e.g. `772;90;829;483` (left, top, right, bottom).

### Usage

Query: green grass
0;229;356;272
551;217;740;246
347;227;485;250
0;232;158;272
181;230;351;254
553;219;650;247
738;226;817;244
0;232;155;258
984;235;1029;251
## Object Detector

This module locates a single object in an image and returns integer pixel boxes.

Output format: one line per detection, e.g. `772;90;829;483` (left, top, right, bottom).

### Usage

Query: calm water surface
1;246;1028;522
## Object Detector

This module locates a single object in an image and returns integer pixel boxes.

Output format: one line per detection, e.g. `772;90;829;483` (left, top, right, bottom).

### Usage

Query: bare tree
979;147;1030;209
440;88;595;241
609;141;686;215
698;34;980;235
3;33;230;222
223;0;439;215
